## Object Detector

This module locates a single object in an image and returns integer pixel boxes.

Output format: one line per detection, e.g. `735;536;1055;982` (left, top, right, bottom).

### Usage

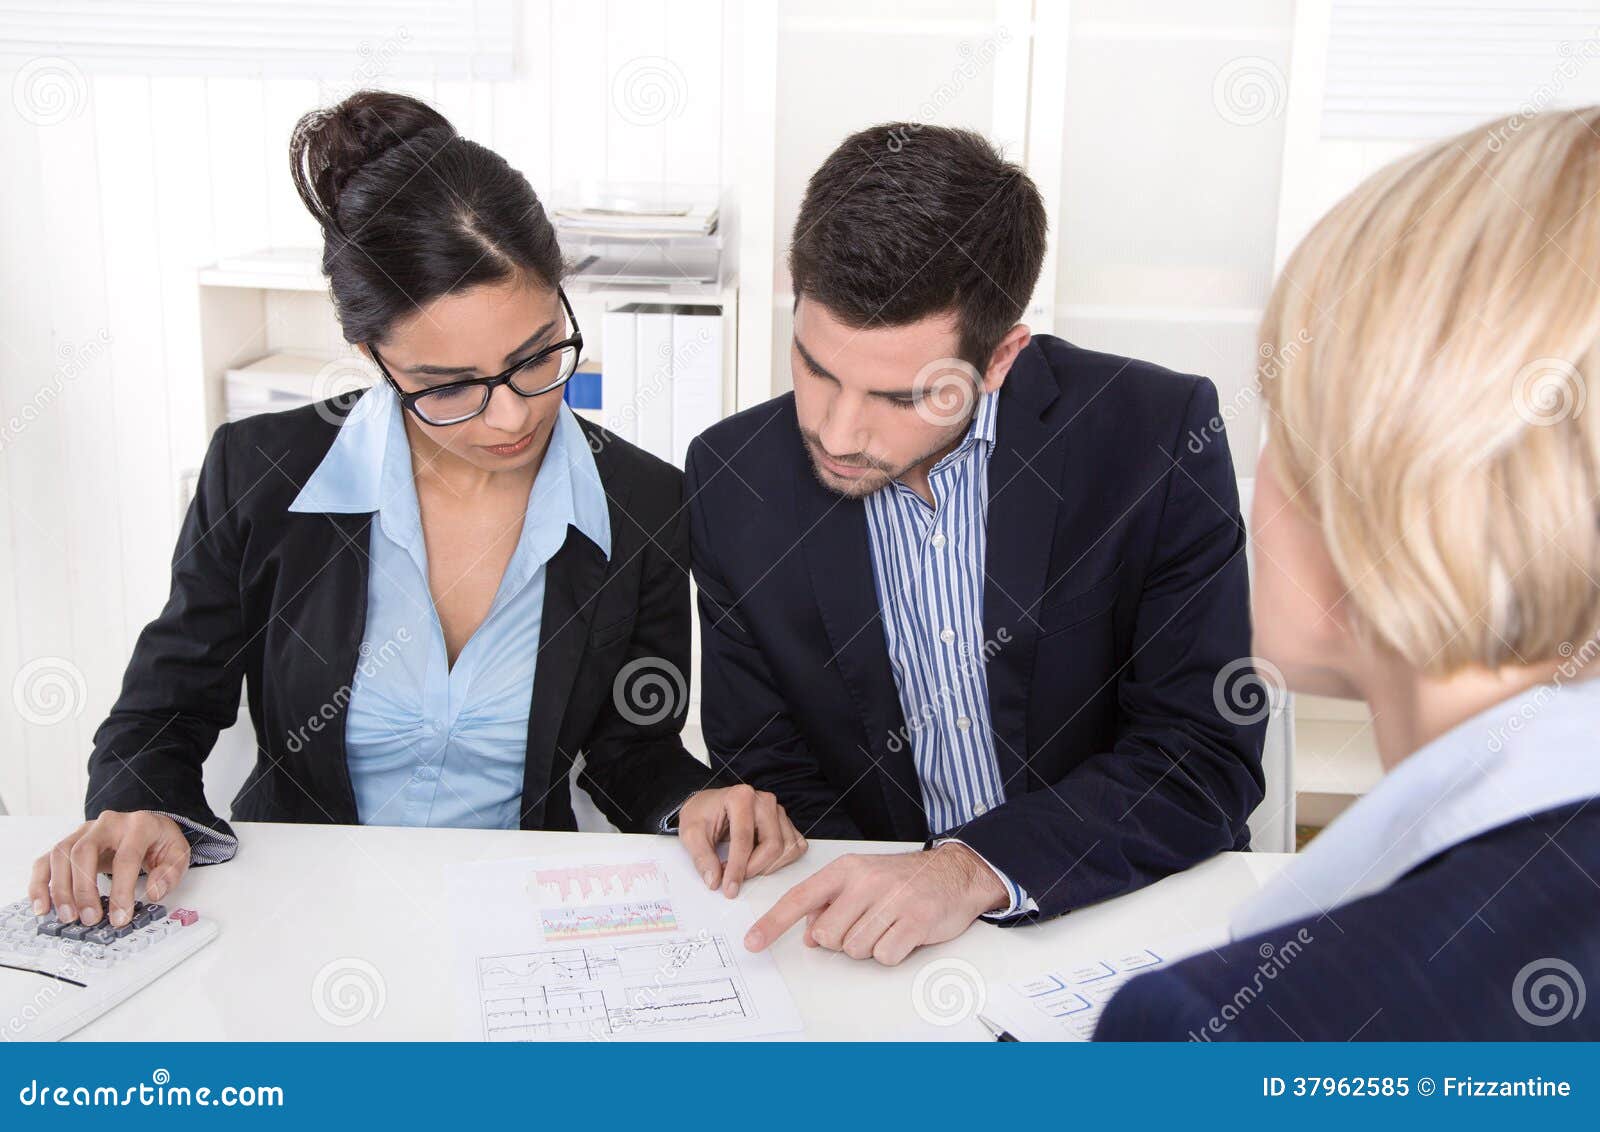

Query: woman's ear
1250;443;1363;700
982;324;1032;393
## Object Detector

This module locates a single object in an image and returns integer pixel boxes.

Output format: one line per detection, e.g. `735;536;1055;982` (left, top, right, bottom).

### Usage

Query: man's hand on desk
27;810;189;927
743;842;1008;966
676;785;809;899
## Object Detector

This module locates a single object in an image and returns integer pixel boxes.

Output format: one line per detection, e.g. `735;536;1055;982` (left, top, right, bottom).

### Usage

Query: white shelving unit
195;249;741;438
196;248;345;435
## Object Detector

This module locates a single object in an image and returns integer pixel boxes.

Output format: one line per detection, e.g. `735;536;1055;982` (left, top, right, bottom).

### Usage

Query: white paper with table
981;931;1216;1041
446;850;802;1041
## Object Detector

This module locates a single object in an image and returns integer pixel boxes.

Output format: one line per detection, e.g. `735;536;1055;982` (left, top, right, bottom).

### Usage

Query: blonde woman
1098;108;1600;1040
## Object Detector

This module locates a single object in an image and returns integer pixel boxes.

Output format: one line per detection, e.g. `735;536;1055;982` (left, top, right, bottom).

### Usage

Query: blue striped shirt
863;391;1033;917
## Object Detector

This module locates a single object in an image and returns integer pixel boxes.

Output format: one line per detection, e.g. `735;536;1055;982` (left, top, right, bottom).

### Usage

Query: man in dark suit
686;123;1265;966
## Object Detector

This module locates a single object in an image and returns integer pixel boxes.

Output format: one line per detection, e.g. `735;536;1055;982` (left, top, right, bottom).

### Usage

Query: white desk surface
1;816;1290;1041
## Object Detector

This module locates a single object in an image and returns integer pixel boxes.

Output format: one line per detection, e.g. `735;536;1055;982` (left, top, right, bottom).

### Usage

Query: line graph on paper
477;933;759;1040
542;899;677;940
527;860;679;941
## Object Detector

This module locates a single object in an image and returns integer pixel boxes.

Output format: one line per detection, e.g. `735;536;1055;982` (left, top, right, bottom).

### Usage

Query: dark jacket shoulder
577;415;685;524
1096;801;1600;1041
209;399;345;512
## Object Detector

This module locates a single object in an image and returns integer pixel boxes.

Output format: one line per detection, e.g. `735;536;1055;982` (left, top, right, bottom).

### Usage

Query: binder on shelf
671;309;723;468
564;358;604;426
601;307;639;442
632;305;676;462
599;302;725;467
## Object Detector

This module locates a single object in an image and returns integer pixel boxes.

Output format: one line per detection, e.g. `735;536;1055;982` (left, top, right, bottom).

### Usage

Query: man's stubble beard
798;419;969;499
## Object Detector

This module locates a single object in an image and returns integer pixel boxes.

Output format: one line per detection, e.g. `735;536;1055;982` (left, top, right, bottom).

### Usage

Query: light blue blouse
287;383;611;829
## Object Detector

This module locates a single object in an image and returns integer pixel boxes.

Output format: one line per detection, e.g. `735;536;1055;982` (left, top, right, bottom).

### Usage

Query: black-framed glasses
369;287;583;426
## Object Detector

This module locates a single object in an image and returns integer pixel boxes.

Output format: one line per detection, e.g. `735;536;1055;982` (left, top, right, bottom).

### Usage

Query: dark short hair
788;123;1047;369
289;89;564;346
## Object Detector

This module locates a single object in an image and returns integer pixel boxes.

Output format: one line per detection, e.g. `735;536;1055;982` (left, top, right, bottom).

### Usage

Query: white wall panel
0;2;727;816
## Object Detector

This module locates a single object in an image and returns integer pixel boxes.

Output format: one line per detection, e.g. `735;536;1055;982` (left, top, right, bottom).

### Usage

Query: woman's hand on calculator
27;810;190;929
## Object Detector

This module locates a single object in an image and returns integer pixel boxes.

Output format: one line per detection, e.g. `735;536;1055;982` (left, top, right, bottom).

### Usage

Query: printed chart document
446;850;803;1041
980;933;1213;1041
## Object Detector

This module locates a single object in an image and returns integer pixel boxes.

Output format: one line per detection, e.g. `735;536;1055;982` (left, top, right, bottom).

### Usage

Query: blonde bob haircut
1259;107;1600;675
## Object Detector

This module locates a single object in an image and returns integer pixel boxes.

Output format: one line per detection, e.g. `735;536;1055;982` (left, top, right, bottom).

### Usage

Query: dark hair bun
288;87;563;345
290;89;455;234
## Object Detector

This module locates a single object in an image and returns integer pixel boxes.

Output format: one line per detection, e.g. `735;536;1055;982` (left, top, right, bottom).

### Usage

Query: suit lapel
278;510;372;823
324;511;374;825
520;528;607;829
794;460;928;838
520;425;629;829
983;344;1065;796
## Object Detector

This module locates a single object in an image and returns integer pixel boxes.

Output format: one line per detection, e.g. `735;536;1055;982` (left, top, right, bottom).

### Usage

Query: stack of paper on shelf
223;353;372;422
554;185;720;287
553;200;717;238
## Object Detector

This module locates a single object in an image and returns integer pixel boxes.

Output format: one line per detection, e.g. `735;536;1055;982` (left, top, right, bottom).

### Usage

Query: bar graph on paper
533;861;672;905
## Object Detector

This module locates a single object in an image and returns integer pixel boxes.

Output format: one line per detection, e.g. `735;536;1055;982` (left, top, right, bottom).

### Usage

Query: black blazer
684;335;1265;919
1096;800;1600;1040
86;397;712;843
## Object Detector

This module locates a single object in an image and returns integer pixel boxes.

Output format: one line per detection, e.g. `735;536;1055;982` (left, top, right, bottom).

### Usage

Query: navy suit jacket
1096;800;1600;1040
684;335;1266;919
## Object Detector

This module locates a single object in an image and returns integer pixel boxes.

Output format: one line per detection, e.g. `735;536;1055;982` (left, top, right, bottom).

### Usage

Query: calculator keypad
0;898;195;980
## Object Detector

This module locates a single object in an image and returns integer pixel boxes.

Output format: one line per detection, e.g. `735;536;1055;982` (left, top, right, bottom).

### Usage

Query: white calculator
0;896;218;1042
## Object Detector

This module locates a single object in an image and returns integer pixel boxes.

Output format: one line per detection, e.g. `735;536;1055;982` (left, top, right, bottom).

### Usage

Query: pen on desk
978;1014;1018;1042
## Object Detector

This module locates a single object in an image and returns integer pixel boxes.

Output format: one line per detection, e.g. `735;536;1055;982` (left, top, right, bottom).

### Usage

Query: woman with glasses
1097;107;1600;1039
26;91;806;933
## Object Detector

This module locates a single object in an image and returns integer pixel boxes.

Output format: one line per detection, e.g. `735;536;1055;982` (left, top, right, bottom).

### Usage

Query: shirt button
956;716;972;732
939;628;956;644
972;802;988;816
426;720;440;735
930;533;947;549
